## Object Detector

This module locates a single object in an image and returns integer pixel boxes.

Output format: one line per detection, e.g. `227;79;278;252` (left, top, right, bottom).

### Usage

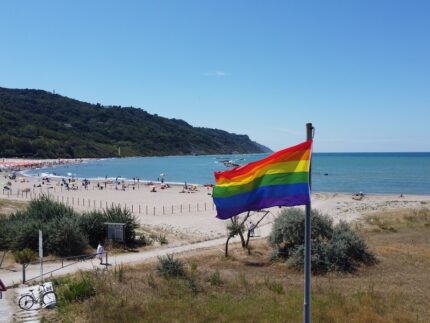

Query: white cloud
204;71;228;77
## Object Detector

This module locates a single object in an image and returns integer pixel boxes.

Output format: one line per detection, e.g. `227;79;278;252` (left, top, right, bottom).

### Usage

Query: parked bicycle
18;283;56;310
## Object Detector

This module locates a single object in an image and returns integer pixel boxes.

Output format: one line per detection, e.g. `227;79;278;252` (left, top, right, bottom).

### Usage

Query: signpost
39;230;44;283
105;223;125;243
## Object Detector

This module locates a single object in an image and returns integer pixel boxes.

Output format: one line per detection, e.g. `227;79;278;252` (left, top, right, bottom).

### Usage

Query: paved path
0;220;273;322
0;289;15;323
1;220;274;288
0;237;231;322
1;237;226;288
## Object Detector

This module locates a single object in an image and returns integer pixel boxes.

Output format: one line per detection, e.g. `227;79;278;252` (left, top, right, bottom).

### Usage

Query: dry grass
0;198;27;215
47;208;430;322
0;251;16;269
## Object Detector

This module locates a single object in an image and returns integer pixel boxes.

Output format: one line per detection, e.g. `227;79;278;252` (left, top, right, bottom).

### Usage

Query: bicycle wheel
42;291;57;308
18;294;35;310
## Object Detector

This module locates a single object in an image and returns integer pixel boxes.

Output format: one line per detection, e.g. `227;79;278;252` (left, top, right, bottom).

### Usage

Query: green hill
0;87;271;158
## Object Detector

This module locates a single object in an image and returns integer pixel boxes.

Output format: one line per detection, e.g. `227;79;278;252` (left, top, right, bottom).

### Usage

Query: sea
23;153;430;195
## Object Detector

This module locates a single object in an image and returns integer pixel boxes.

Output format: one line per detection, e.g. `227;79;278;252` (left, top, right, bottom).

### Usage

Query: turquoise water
24;153;430;194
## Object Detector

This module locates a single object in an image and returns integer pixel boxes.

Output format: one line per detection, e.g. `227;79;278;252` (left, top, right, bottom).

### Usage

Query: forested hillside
0;87;271;158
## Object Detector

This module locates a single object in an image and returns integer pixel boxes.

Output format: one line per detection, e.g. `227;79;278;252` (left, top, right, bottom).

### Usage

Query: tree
224;210;272;257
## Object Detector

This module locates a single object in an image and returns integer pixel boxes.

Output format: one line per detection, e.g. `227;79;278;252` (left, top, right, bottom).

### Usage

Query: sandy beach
1;169;429;243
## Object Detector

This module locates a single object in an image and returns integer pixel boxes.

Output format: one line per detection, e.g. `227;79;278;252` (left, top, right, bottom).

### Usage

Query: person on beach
248;221;256;237
96;241;105;264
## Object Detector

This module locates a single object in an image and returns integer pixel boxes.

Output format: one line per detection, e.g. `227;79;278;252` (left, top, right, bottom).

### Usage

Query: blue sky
1;1;429;152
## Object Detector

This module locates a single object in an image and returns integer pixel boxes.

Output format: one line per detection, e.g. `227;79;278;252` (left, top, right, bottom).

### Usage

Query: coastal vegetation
0;196;139;257
269;209;376;273
45;208;430;322
0;87;270;158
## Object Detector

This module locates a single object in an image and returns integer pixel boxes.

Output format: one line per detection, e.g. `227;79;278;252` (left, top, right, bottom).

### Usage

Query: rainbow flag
213;140;312;219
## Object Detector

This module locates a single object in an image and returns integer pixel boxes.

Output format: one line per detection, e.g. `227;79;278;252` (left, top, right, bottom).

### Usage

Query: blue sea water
24;153;430;194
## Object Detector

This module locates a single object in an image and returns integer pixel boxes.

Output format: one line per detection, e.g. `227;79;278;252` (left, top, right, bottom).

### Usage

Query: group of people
180;181;200;194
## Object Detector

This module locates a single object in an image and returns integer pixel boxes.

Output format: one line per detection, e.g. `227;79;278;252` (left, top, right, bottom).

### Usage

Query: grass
362;207;430;232
46;208;430;322
0;198;27;215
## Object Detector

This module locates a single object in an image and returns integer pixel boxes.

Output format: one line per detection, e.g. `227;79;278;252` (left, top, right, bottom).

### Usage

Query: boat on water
222;161;240;168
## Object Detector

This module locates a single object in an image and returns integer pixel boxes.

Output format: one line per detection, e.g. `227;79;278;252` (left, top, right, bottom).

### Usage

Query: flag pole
304;122;313;323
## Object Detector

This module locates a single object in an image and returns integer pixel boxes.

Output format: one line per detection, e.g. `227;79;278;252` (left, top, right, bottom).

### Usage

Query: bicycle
18;283;56;310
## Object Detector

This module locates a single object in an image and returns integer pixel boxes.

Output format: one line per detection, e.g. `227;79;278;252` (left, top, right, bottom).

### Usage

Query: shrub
157;254;185;278
11;219;41;252
13;248;38;264
45;217;88;256
158;234;168;245
268;208;332;259
0;217;13;250
4;196;84;256
209;270;223;286
0;198;138;257
286;241;331;274
327;221;376;272
269;208;375;274
226;219;245;236
79;211;107;248
14;195;78;222
185;275;200;295
136;234;153;247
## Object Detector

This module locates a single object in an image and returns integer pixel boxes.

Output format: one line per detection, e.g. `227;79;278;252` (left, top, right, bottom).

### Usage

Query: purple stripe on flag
215;194;310;220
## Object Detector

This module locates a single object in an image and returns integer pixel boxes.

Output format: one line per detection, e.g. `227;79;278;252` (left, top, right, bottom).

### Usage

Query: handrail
22;252;109;284
23;252;99;266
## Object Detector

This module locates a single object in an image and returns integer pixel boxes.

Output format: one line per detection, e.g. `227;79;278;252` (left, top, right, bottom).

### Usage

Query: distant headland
0;86;272;158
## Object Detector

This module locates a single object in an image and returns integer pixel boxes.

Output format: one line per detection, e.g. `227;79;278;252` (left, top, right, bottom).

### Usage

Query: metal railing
22;252;109;284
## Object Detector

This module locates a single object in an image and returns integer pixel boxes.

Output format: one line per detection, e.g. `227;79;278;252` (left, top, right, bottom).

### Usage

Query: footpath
0;227;270;322
0;237;228;322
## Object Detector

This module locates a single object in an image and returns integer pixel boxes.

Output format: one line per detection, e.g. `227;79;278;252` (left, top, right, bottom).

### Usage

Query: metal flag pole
39;230;44;283
304;122;314;323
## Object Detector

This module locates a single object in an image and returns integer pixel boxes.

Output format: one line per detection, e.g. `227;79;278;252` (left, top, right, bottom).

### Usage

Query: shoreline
15;170;430;196
0;158;92;173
